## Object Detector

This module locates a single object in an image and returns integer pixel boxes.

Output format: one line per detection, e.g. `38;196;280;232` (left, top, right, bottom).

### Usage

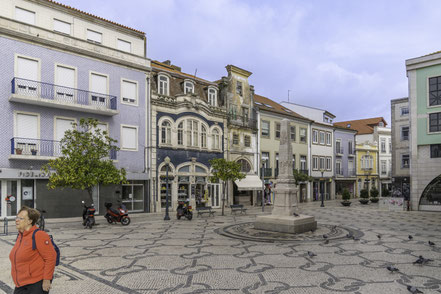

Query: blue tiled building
334;125;357;196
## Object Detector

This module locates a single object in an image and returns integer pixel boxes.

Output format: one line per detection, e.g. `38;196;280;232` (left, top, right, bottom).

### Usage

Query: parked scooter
81;201;96;229
176;200;193;220
104;201;131;225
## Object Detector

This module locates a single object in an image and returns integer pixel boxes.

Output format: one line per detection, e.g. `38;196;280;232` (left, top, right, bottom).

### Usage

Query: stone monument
254;119;317;234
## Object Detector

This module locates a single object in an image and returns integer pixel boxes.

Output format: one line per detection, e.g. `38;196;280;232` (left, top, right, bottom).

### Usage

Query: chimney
162;60;171;65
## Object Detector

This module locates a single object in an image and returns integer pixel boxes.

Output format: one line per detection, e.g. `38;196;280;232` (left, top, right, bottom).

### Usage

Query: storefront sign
18;171;48;178
22;187;33;200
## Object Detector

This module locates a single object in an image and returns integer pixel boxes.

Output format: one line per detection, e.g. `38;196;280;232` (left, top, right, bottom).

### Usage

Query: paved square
1;201;440;293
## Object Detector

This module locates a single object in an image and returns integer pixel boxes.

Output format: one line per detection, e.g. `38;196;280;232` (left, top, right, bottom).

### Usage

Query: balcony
336;146;344;155
348;169;356;177
336;168;344;177
10;78;118;116
348;148;356;157
228;114;257;130
10;137;117;160
264;168;272;177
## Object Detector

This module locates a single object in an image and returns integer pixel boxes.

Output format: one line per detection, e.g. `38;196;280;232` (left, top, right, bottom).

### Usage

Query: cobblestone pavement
0;200;440;294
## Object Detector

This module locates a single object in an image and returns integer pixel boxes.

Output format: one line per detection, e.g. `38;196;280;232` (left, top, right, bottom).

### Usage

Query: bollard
5;217;8;235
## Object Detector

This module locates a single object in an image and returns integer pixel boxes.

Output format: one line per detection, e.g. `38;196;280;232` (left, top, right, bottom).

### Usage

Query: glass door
21;179;34;208
122;183;144;212
210;184;220;208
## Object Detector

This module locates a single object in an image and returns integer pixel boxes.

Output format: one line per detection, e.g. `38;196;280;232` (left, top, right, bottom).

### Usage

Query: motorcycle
82;201;96;229
176;200;193;220
104;201;131;225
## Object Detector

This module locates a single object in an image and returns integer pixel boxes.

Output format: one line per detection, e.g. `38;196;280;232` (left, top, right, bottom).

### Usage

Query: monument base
254;214;317;234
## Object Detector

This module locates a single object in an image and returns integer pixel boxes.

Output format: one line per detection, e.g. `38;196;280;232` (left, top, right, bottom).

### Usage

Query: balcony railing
336;146;344;155
348;169;356;177
11;78;118;114
348;148;356;156
228;114;257;129
264;168;272;177
11;137;117;160
336;168;344;176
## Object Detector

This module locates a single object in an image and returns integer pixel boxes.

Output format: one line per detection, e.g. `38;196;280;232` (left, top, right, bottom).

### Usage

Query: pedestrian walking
9;206;56;293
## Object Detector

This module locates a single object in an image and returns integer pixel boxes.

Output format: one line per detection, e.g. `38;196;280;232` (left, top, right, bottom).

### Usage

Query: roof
151;60;216;85
334;117;387;135
44;0;145;35
254;94;310;121
281;101;336;118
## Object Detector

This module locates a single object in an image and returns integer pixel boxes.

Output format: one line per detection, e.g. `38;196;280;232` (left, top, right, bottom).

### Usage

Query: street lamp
320;168;325;207
261;159;266;212
164;156;171;221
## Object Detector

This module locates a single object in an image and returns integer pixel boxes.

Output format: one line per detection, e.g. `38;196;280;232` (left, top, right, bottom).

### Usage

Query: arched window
420;175;441;206
212;129;220;150
184;81;194;94
237;159;251;173
177;122;184;145
208;88;217;106
158;75;169;95
201;125;207;148
161;121;171;144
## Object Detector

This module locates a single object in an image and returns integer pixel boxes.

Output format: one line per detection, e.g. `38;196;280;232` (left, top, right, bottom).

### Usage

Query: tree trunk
87;187;94;204
221;182;226;216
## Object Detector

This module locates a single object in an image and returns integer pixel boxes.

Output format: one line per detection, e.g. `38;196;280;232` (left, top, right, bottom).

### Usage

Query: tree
41;118;127;203
292;169;313;185
209;158;245;216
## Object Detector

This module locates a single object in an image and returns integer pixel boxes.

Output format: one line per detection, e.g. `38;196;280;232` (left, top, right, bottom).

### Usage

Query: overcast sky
60;0;441;124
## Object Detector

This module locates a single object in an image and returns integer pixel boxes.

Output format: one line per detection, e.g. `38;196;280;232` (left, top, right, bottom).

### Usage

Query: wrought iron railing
336;168;344;176
11;77;117;111
348;169;356;176
336;146;344;154
264;168;272;177
227;114;257;129
348;148;356;155
11;137;117;160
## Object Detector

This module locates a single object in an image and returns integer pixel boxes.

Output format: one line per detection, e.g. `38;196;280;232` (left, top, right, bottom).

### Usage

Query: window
300;128;307;143
238;159;251;173
275;153;279;173
381;160;387;175
319;131;325;144
312;156;318;170
55;65;75;100
55;117;75;145
429;76;441;106
15;112;39;155
290;126;296;141
16;7;35;25
117;39;131;53
312;130;318;143
336;140;341;154
242;107;249;122
53;19;70;35
201;125;207;148
121;80;137;104
292;154;296;169
261;121;270;137
161;121;171;144
388;138;392;154
177;122;184;145
319;157;325;170
236;81;242;96
16;56;39;93
336;161;342;175
212;129;220;149
275;123;281;139
87;29;102;43
429;113;441;132
300;156;307;170
348;140;354;155
401;107;409;116
158;75;169;95
401;126;409;141
121;125;137;150
90;73;108;105
262;152;270;168
326;132;332;146
381;138;386;153
208;88;217;106
402;154;410;168
244;135;251;147
430;144;441;158
184;81;194;94
361;155;373;170
233;133;239;145
326;157;332;171
187;119;198;147
379;122;384;127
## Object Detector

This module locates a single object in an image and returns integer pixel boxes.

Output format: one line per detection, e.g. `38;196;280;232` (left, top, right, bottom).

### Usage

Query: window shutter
54;19;70;34
122;80;136;102
91;73;107;94
17;57;38;81
16;7;35;25
55;118;74;141
122;127;136;149
17;114;38;139
56;66;75;88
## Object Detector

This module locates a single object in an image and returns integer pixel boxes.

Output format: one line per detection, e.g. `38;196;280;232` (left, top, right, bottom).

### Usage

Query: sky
60;0;441;125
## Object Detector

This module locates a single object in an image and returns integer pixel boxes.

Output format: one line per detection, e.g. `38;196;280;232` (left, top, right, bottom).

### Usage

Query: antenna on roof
288;90;292;102
194;68;198;79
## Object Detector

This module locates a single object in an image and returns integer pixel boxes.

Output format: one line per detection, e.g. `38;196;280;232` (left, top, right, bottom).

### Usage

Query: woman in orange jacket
9;206;56;294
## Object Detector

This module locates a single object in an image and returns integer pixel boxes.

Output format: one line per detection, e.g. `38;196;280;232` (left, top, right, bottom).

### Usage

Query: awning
235;175;263;191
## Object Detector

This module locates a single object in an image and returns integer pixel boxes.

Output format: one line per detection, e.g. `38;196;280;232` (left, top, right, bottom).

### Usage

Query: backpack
32;229;60;266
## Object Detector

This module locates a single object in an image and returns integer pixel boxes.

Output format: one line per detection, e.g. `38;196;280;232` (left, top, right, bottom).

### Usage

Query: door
90;73;108;107
210;184;220;208
55;65;75;103
122;183;144;212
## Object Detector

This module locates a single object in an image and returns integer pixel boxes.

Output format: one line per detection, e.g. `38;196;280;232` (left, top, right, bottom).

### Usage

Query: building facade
0;0;151;218
355;142;379;196
406;52;441;211
374;126;392;195
390;97;410;199
150;60;226;212
334;126;357;197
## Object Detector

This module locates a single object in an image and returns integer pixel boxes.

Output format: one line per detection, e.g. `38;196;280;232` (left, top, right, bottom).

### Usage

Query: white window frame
117;39;131;53
261;120;270;137
319;157;325;170
54;63;77;101
290;126;296;141
89;71;109;105
184;80;194;94
381;160;387;175
15;54;41;82
15;7;35;25
326;157;332;171
201;125;207;148
53;19;71;35
244;135;251;147
400;107;409;116
14;111;40;155
53;116;76;152
336;160;342;175
380;138;386;153
326;132;332;146
120;125;138;151
87;29;102;44
158;74;169;96
208;87;217;106
187;119;199;147
319;131;325;145
312;129;318;144
212;128;220;150
120;78;138;106
160;120;172;145
300;127;307;143
312;156;318;170
401;126;409;141
177;122;184;146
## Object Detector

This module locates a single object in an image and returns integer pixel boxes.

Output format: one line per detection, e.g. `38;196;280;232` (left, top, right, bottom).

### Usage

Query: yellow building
356;142;379;196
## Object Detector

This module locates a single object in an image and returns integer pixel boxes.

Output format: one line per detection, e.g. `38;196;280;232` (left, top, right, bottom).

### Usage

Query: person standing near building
10;206;56;293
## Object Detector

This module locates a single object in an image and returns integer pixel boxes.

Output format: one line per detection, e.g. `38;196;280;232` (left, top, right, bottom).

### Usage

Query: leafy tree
360;189;369;199
209;158;245;216
42;118;127;202
293;169;313;185
370;187;379;198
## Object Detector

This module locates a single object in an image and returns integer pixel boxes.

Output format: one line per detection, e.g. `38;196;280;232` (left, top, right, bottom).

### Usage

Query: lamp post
261;159;266;212
320;168;325;207
164;156;171;221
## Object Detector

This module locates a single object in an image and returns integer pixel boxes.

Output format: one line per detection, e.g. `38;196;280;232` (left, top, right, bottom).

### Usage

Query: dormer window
208;88;217;106
379;122;384;127
184;81;194;94
158;75;169;95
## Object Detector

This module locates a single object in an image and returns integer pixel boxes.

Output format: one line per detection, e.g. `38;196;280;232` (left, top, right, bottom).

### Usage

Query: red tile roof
254;94;311;121
334;117;387;135
45;0;145;35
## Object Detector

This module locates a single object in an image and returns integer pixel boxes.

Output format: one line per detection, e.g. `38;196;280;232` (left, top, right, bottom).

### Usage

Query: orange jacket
9;225;56;287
